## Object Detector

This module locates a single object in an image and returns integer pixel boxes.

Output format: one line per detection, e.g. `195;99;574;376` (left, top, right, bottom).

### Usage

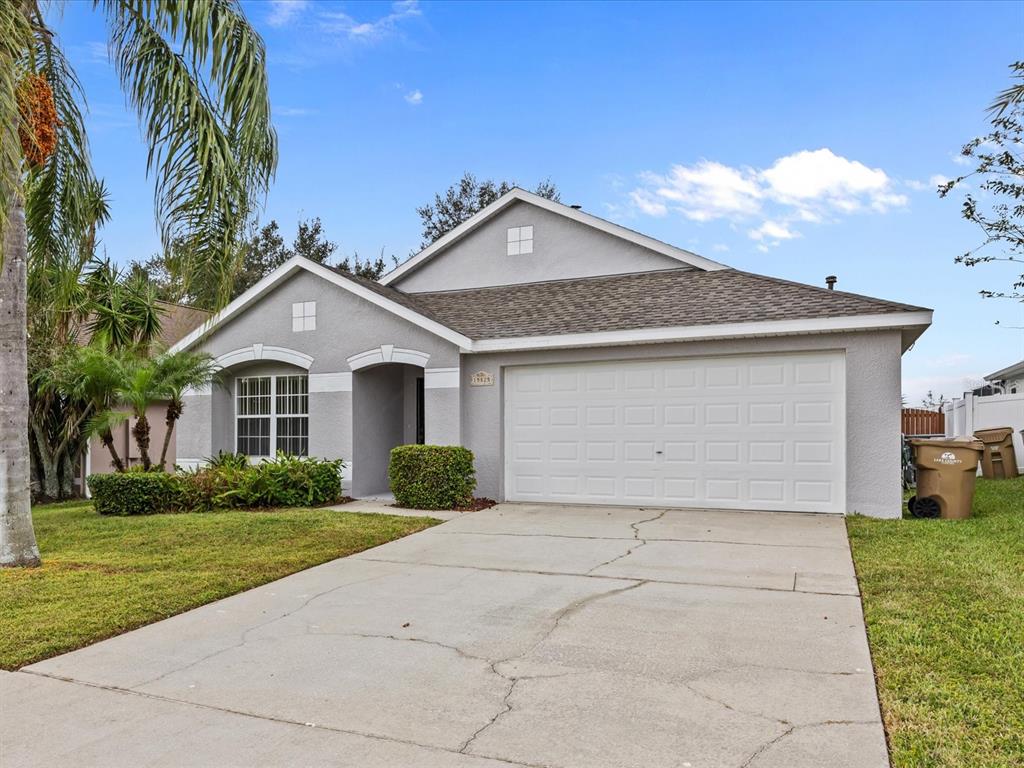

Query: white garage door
504;352;846;513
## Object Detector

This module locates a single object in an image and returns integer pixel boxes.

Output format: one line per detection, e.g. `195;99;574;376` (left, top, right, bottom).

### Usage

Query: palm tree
49;345;131;473
1;0;277;567
29;255;164;499
151;350;218;470
115;355;167;471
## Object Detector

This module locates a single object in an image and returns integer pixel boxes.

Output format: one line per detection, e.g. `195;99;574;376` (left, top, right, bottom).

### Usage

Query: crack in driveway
458;581;649;756
584;509;668;574
130;571;396;690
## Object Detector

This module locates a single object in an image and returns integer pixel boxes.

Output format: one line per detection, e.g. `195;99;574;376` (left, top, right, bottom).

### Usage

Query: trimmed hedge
389;445;476;510
87;472;179;516
87;454;344;515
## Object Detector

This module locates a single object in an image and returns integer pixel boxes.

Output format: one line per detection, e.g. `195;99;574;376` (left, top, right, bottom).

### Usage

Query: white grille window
292;301;316;332
236;376;272;456
275;375;309;456
236;374;309;457
507;225;533;255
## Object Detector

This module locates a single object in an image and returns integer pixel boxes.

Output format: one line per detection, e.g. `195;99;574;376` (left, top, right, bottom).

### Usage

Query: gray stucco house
170;188;931;518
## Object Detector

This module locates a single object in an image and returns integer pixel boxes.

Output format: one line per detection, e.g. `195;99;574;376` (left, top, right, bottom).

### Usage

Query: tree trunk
132;413;151;470
30;419;59;500
100;429;125;472
1;198;41;567
60;450;75;499
158;398;181;470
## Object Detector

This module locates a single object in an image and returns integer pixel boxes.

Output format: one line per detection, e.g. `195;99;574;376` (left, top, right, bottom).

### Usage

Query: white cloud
267;0;308;27
923;353;973;369
277;106;317;117
72;41;108;65
748;220;798;242
902;372;984;405
711;243;730;252
637;161;762;222
629;190;667;217
905;174;951;192
760;149;898;210
630;148;906;248
404;89;423;106
320;0;421;42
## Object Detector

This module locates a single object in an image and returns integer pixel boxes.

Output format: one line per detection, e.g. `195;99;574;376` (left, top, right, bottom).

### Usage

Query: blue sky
52;0;1024;402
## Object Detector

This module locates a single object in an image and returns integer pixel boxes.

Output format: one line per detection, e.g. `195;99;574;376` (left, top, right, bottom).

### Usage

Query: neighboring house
170;189;932;518
83;302;212;483
945;358;1024;472
983;359;1024;395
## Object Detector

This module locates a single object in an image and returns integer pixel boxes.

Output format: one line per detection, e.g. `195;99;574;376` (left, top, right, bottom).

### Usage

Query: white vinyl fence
943;392;1024;472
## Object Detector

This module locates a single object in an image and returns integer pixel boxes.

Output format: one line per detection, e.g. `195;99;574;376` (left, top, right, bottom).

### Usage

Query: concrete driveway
2;504;888;768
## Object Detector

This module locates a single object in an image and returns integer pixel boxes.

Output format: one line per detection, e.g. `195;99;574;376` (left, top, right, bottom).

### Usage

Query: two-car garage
503;351;846;513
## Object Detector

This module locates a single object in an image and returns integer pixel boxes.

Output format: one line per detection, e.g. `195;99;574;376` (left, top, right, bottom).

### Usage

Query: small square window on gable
291;301;316;332
507;225;534;255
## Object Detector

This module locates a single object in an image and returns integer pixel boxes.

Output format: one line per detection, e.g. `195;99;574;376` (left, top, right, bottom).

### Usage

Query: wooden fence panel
901;408;945;436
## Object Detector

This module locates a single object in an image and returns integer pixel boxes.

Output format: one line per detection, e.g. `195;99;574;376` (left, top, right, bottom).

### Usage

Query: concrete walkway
2;504;888;768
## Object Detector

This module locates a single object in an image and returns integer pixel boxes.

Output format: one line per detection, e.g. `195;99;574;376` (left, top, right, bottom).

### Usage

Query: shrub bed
88;453;344;515
389;445;476;510
87;471;179;516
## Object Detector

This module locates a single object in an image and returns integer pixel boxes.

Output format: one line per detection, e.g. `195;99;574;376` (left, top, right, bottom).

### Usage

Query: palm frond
0;0;32;252
989;61;1024;118
101;0;277;309
22;14;99;268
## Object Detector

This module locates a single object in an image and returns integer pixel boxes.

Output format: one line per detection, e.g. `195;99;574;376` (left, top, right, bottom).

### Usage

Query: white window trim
292;301;316;332
506;225;534;256
214;344;313;371
234;374;309;459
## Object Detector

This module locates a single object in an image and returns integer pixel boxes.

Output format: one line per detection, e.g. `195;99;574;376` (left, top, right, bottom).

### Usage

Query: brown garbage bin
909;438;984;520
973;427;1019;479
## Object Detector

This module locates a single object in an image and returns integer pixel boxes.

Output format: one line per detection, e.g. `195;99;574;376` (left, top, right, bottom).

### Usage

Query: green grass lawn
847;476;1024;768
0;502;439;670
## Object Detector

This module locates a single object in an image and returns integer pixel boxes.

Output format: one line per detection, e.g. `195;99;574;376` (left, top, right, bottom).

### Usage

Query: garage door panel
504;353;845;513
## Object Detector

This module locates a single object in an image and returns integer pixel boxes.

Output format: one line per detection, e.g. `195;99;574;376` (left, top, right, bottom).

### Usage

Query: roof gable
168;256;473;354
380;188;729;288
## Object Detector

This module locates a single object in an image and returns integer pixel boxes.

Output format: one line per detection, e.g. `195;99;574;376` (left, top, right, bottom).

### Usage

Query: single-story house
170;189;932;518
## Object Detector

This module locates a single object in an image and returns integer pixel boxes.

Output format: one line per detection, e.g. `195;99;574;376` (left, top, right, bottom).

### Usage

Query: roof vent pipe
825;275;837;290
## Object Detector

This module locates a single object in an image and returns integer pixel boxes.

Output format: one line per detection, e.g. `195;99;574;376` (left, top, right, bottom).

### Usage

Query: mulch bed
453;497;497;512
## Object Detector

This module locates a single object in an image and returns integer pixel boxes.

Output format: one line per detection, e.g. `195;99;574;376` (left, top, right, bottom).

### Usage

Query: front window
236;374;309;457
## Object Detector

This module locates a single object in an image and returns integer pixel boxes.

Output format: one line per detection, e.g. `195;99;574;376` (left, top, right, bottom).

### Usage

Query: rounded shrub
388;445;476;510
87;472;180;516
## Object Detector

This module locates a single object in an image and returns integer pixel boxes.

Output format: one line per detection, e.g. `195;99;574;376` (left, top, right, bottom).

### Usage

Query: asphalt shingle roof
398;269;929;340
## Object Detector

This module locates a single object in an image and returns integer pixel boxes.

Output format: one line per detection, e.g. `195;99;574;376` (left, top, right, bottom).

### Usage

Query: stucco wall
352;364;407;496
174;269;461;486
196;270;460;371
460;330;904;518
394;200;690;292
89;402;175;473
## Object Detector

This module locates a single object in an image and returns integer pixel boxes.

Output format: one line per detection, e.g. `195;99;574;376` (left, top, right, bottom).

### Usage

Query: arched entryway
349;346;429;497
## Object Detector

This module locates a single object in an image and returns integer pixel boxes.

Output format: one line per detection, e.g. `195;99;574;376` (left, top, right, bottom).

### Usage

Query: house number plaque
470;371;495;387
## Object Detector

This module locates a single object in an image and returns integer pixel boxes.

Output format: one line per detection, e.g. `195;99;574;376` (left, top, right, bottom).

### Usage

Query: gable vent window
292;301;316;332
507;225;534;255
